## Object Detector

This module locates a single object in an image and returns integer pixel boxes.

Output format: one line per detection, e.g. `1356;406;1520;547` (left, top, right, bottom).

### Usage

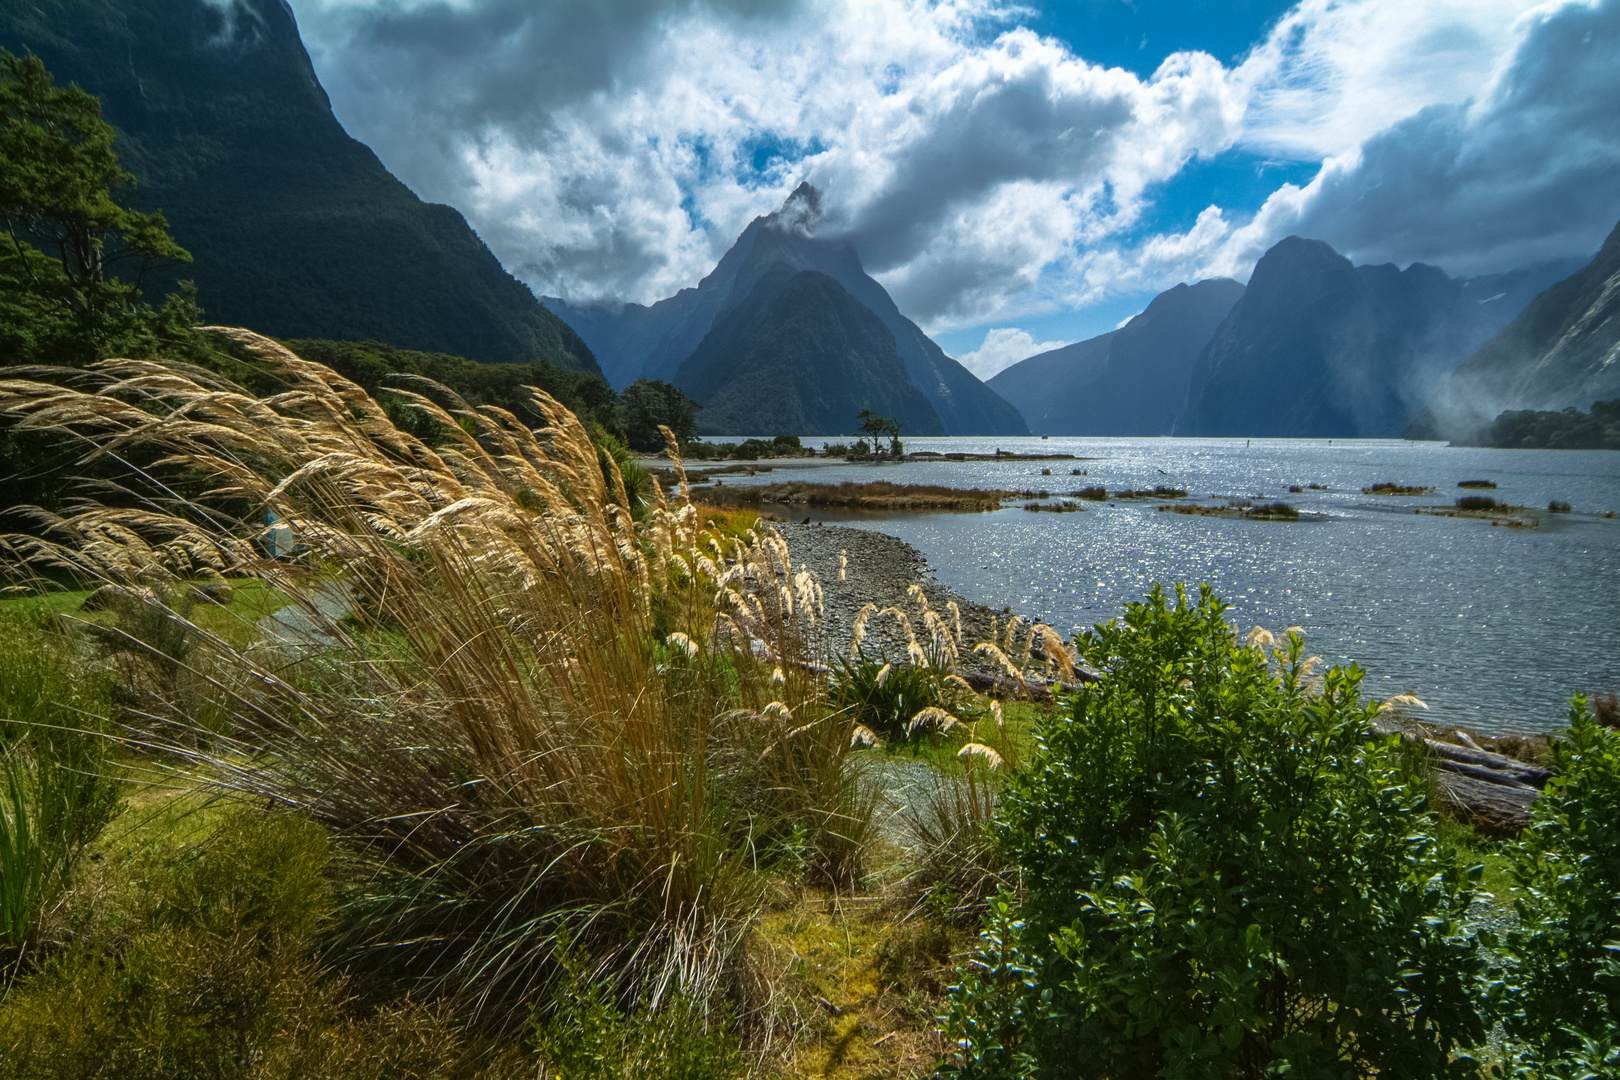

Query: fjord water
722;437;1620;734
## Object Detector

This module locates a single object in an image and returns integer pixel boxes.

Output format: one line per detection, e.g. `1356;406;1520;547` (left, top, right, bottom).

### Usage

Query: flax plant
0;329;859;1025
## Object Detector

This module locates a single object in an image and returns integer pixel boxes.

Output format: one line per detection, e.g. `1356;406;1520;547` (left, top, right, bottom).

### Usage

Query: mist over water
711;436;1620;734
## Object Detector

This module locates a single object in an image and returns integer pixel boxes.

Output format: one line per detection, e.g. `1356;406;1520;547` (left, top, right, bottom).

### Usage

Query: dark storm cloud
1295;0;1620;273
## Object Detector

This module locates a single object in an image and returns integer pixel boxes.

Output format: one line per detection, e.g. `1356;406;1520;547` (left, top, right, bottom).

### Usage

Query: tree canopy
0;50;194;365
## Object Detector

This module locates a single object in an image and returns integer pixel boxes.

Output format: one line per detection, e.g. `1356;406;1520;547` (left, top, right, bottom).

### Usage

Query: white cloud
288;0;1242;320
285;0;1620;344
956;326;1070;379
1231;0;1544;159
1088;0;1620;288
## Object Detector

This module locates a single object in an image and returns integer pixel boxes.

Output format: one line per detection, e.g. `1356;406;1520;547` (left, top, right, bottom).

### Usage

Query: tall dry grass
0;329;860;1028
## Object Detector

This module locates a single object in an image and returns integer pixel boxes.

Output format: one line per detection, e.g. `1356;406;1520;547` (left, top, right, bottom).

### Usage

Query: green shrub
833;656;941;741
1497;697;1620;1075
0;810;332;1079
530;951;743;1080
941;585;1490;1079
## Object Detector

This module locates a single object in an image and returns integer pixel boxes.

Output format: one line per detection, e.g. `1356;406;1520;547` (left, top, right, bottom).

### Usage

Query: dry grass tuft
0;330;864;1034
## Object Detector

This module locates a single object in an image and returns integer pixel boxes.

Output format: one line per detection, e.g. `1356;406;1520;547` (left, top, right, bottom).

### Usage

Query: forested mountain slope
0;0;597;370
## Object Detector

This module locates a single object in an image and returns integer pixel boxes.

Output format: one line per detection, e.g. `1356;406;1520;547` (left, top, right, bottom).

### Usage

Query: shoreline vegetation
1471;398;1620;450
702;480;1019;512
1165;500;1311;521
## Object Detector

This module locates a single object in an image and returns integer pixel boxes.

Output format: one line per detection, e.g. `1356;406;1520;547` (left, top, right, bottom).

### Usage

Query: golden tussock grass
0;329;862;1037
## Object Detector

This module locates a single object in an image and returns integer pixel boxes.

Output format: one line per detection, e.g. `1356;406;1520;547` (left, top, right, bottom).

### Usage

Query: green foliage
283;338;619;434
1487;399;1620;450
0;50;192;365
857;409;905;457
942;585;1490;1080
0;734;123;952
620;377;701;452
0;613;122;951
833;656;942;741
530;953;743;1080
0;609;112;732
1497;697;1620;1075
594;429;652;514
682;434;814;461
0;809;332;1080
284;338;655;511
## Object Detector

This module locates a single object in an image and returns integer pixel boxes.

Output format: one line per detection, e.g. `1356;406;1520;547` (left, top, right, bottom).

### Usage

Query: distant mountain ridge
548;184;1027;436
676;267;943;436
1180;238;1577;437
1;0;597;371
985;237;1577;439
988;279;1245;436
1416;218;1620;440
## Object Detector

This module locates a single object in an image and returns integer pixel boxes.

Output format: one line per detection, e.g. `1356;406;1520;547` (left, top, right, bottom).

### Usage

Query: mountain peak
771;181;824;234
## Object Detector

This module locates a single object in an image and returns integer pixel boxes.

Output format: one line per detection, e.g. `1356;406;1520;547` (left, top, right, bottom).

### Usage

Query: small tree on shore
856;409;903;458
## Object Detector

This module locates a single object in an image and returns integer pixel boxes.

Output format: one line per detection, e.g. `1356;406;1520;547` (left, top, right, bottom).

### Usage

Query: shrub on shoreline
1498;697;1620;1075
943;587;1491;1078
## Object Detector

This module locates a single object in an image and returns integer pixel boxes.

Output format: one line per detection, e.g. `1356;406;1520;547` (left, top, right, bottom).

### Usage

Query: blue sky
292;0;1620;376
1030;0;1298;76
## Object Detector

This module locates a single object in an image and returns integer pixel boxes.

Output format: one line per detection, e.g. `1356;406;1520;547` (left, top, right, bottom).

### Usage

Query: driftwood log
1436;772;1540;836
962;666;1101;703
1422;737;1548;835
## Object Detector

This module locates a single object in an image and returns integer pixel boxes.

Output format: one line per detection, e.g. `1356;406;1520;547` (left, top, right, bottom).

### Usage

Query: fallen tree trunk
1436;770;1539;836
1423;738;1552;787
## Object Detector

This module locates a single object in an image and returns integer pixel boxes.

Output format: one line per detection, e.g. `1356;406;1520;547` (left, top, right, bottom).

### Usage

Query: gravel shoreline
771;521;1006;666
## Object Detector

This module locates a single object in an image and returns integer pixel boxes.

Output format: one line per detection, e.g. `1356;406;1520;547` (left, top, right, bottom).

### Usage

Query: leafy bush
1497;697;1620;1075
0;810;333;1079
942;585;1490;1079
1456;495;1497;511
530;952;743;1080
833;656;942;741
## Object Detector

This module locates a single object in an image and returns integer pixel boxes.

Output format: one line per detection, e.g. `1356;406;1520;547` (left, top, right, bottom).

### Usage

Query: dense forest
1483;398;1620;449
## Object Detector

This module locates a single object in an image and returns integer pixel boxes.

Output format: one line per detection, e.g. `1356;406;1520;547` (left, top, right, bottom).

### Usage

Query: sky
286;0;1620;377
